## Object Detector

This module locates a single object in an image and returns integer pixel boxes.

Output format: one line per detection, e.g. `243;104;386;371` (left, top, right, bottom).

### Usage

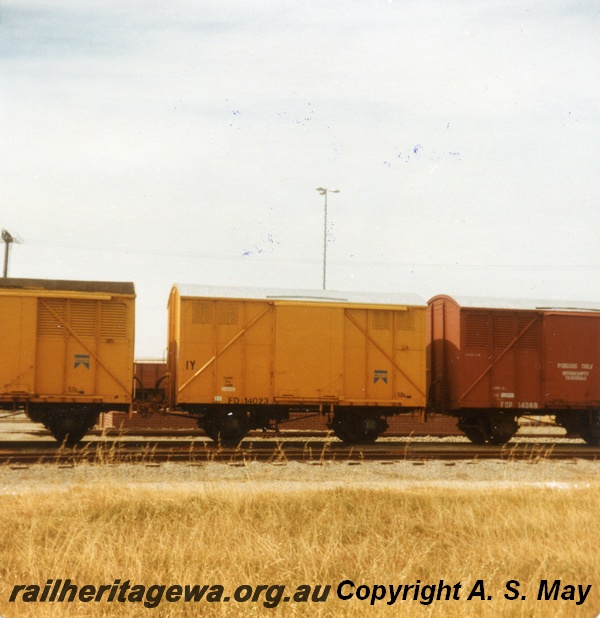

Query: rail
0;438;597;466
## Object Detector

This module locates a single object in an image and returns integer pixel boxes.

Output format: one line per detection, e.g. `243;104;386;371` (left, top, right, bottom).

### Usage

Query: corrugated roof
429;294;600;312
173;284;425;307
0;278;135;296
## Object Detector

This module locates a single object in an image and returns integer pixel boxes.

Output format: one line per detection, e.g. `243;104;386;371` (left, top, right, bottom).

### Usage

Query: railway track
0;438;598;466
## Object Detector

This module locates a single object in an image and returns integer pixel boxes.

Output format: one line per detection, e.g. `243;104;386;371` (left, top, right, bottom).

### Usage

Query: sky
2;0;599;357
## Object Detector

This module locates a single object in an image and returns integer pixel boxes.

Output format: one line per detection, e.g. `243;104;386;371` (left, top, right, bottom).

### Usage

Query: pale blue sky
2;0;599;355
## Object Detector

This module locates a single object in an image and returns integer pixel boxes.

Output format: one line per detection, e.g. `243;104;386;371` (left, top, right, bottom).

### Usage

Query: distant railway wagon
428;295;600;444
134;359;167;412
0;278;135;444
167;285;427;443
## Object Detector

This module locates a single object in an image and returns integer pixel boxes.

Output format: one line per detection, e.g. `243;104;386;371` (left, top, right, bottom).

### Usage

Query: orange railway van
0;278;135;444
167;285;427;443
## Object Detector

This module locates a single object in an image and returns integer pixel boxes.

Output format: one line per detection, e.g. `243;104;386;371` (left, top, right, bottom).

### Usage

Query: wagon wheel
199;412;250;446
458;413;516;445
580;410;600;445
486;412;518;445
42;410;99;447
460;427;487;444
329;412;387;444
457;416;487;444
486;430;515;446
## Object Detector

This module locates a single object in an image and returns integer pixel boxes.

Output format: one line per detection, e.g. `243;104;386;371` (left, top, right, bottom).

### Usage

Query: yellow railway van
167;285;426;443
0;278;135;444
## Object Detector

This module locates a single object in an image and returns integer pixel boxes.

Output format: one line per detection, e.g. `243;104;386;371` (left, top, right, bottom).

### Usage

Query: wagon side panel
0;295;37;399
95;298;135;403
392;305;427;408
343;308;368;401
543;313;600;408
341;305;426;408
175;297;275;405
35;297;134;404
457;309;493;408
214;299;273;403
457;309;543;411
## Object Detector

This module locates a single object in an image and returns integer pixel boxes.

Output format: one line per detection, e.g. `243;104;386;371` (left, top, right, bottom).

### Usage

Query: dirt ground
1;457;599;497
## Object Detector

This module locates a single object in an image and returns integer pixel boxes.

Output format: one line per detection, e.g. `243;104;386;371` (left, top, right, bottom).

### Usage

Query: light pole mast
315;187;339;290
2;229;15;278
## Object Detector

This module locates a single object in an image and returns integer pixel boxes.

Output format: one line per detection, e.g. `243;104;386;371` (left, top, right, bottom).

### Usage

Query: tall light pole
315;187;340;290
2;229;14;278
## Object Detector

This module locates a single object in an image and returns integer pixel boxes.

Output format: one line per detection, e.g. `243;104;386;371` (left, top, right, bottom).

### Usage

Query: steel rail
0;439;597;465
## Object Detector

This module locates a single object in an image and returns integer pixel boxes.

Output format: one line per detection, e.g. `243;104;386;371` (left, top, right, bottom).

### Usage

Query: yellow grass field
0;459;599;617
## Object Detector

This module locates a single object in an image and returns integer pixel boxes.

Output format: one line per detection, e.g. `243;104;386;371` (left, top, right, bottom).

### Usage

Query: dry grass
0;465;598;616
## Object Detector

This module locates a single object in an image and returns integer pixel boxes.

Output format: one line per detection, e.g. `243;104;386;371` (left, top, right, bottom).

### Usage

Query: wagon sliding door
273;304;344;402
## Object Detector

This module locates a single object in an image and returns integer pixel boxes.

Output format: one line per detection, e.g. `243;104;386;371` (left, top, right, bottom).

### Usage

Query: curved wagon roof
428;294;600;313
0;278;135;296
172;284;425;308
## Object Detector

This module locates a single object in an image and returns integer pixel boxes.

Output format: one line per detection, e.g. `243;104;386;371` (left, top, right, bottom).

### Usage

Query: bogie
197;411;251;446
555;410;600;445
328;411;389;444
31;409;99;447
458;411;518;445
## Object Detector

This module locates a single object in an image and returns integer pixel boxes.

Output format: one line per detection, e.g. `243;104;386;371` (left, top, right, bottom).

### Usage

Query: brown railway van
428;295;600;444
